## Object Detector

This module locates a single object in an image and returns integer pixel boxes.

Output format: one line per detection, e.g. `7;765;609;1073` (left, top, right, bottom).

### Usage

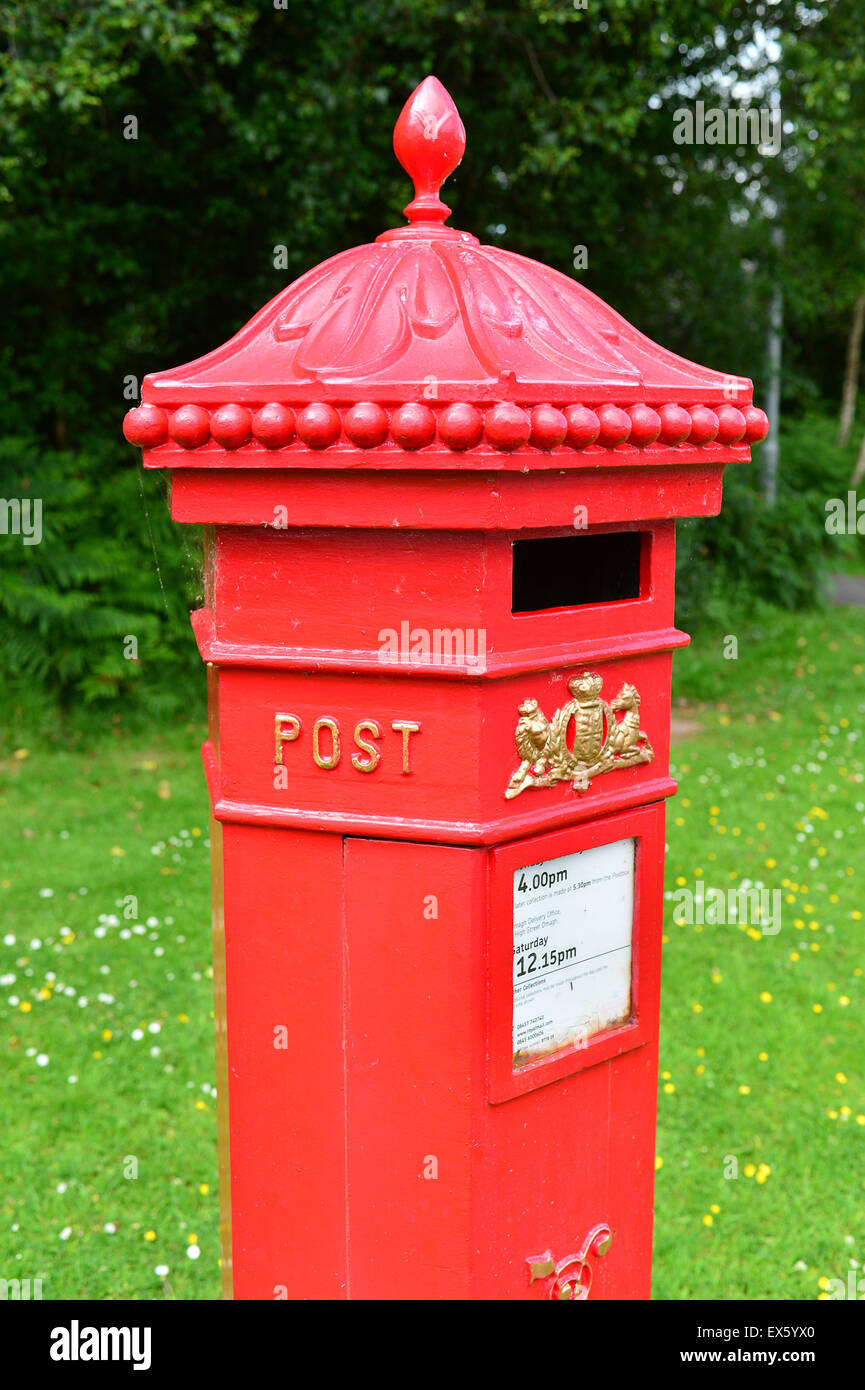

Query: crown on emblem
568;672;603;703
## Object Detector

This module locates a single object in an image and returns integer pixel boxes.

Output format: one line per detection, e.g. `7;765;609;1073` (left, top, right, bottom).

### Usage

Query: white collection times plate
512;837;636;1068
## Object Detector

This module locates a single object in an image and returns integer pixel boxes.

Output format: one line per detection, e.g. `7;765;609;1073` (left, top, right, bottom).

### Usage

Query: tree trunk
762;223;784;507
839;292;865;447
851;425;865;487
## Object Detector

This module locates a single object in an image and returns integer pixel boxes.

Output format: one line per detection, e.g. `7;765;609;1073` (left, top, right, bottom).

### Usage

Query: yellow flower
789;951;800;961
856;1116;865;1126
92;1050;102;1059
744;1163;756;1177
827;1109;838;1119
839;996;850;1006
109;846;125;858
144;1230;156;1242
178;1013;189;1023
101;1029;112;1041
759;1051;768;1061
13;748;29;760
812;1004;823;1014
702;1214;714;1226
738;1085;751;1095
661;1070;671;1080
187;1233;198;1245
840;1106;851;1118
759;991;772;1003
696;1064;706;1075
663;1083;675;1094
654;1156;663;1171
61;931;75;944
199;1182;210;1194
710;1203;720;1214
37;988;51;1000
765;858;776;869
836;1072;847;1084
195;1100;208;1111
818;1276;830;1291
691;1002;703;1013
19;1000;32;1013
696;1046;705;1057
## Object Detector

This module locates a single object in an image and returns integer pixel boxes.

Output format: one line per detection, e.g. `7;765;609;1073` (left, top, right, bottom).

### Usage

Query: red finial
393;76;465;226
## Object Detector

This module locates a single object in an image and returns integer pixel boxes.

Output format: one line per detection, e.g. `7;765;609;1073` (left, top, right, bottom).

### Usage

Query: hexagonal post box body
125;77;767;1301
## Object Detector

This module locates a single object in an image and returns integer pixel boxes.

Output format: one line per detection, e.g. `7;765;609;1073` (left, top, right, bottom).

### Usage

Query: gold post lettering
391;720;421;774
274;713;301;765
313;717;341;770
352;719;382;773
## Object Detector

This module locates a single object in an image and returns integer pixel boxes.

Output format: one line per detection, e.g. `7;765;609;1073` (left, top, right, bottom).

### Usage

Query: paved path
669;574;865;746
828;571;865;606
670;716;703;742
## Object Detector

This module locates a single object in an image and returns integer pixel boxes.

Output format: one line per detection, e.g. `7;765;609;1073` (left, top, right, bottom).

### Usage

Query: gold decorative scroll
527;1223;614;1301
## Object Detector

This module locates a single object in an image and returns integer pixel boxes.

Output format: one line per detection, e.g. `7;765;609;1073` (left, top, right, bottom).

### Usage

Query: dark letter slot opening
511;532;644;614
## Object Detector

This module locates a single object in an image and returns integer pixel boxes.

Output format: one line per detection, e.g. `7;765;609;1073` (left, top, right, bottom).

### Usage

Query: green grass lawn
0;602;863;1301
655;602;865;1301
0;725;219;1299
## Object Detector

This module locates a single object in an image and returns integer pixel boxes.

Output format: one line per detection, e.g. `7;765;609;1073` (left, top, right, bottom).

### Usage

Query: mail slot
123;75;768;1300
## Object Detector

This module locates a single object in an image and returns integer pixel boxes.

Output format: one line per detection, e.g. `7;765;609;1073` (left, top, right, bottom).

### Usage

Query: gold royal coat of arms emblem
505;671;654;799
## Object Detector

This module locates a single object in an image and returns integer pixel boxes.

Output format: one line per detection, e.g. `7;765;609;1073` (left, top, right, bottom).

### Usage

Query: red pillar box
124;77;768;1301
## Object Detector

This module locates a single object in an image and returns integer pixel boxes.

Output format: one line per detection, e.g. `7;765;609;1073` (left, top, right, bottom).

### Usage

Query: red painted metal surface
124;75;768;1300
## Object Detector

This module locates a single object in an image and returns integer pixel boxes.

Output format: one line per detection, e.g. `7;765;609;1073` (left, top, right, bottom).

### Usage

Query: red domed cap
128;78;768;471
